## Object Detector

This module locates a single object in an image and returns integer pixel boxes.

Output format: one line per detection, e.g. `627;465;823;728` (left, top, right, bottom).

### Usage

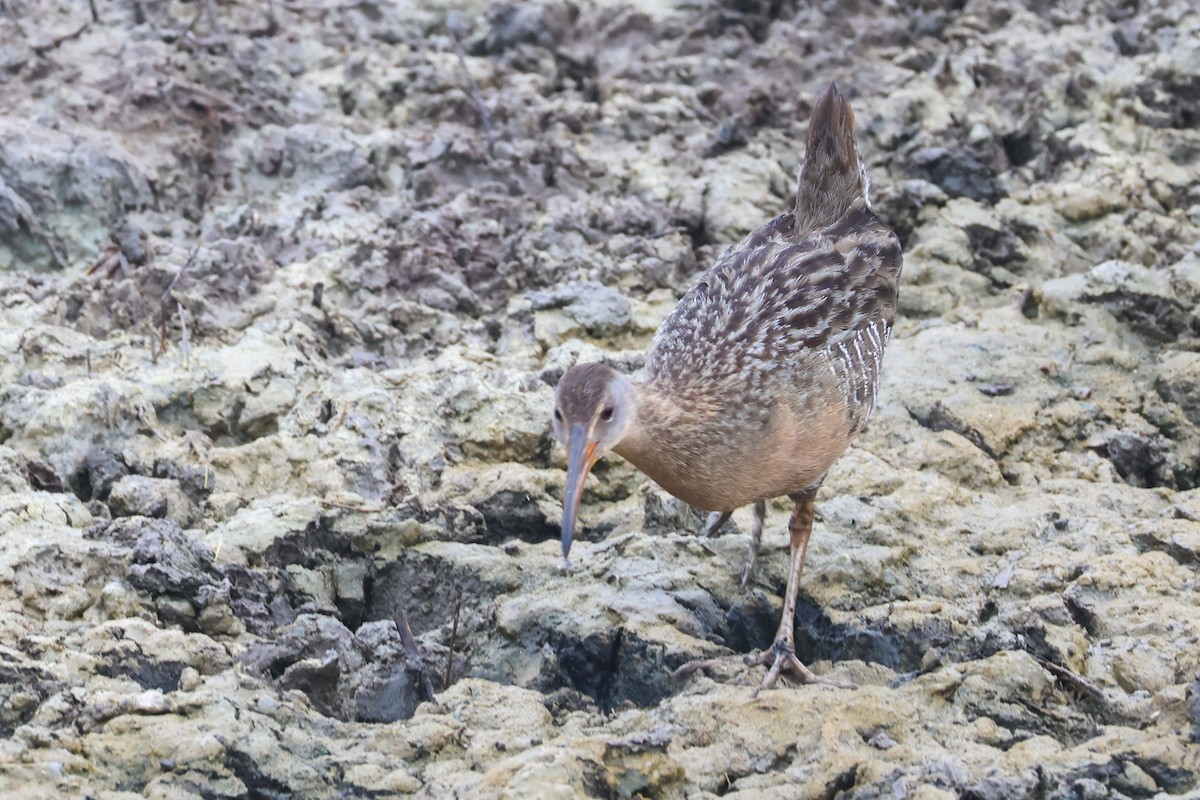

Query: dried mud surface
1;0;1199;797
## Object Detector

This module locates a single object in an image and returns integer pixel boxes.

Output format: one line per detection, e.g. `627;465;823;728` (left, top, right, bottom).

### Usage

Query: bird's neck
611;381;707;488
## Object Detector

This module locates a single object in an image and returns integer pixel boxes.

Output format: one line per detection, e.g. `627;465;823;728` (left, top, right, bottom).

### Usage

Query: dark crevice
823;764;859;799
97;652;185;693
1087;291;1199;343
718;593;777;654
223;748;295;800
1063;591;1098;636
594;626;625;707
979;599;998;623
793;596;955;673
1002;129;1038;168
475;489;559;544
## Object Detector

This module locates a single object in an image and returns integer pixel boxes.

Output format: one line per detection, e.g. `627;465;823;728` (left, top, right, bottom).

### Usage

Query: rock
0;446;31;494
1157;351;1200;426
0;20;32;75
442;372;552;463
332;560;369;620
200;500;323;565
1103;431;1167;488
0;118;153;271
528;281;632;339
1038;260;1200;342
932;198;1027;285
107;475;199;528
82;517;243;633
242;614;436;723
904;429;1004;489
1112;646;1177;694
0;371;159;486
905;146;1002;203
640;483;710;536
78;447;129;502
354;664;427;724
702;149;786;243
1190;679;1200;744
0;650;65;738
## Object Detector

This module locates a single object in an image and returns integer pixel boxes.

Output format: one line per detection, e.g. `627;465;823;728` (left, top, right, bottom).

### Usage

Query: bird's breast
614;385;853;512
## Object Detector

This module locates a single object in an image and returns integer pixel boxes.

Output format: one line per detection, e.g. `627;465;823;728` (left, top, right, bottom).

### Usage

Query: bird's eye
554;409;563;422
600;406;614;422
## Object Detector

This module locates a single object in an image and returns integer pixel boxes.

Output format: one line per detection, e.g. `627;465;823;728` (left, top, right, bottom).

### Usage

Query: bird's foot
670;643;856;694
749;641;856;697
671;649;768;683
669;655;733;683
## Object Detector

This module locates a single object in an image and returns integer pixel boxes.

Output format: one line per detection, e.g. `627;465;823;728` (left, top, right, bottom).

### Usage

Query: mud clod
1104;431;1168;488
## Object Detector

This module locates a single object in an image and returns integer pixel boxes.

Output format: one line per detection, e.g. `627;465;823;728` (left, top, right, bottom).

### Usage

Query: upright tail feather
794;82;867;236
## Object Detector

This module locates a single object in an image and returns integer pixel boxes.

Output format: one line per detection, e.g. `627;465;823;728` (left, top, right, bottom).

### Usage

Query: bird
551;82;903;693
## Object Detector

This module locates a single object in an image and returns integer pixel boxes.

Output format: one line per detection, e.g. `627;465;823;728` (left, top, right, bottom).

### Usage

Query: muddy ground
1;0;1198;797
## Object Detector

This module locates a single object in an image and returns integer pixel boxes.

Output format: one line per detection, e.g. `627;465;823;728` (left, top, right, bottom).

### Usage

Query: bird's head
552;362;637;561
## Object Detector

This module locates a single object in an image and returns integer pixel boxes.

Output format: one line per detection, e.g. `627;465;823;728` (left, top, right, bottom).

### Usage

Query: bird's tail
794;82;867;235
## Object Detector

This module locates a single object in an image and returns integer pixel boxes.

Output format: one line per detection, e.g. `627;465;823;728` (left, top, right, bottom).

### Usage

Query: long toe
749;644;857;697
672;646;857;693
670;652;746;683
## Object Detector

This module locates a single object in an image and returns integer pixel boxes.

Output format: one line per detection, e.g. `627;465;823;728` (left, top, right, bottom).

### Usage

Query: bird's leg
672;494;852;691
739;500;766;588
752;492;816;692
702;511;731;538
751;491;853;695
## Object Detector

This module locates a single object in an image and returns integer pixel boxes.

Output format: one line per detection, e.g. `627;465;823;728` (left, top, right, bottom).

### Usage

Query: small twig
203;0;226;34
318;499;386;512
164;79;243;116
161;1;224;45
162;245;199;303
177;301;190;368
1029;653;1105;701
158;246;199;356
393;608;436;702
443;586;463;688
147;319;160;365
331;403;348;432
589;531;637;555
86;245;127;278
184;3;204;35
1018;646;1149;724
29;20;91;54
88;0;99;23
445;13;493;143
157;314;169;355
670;655;729;682
393;608;423;660
279;0;365;12
249;0;280;38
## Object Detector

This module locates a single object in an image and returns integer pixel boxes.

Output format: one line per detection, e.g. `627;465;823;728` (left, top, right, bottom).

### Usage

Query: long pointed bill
561;423;599;561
